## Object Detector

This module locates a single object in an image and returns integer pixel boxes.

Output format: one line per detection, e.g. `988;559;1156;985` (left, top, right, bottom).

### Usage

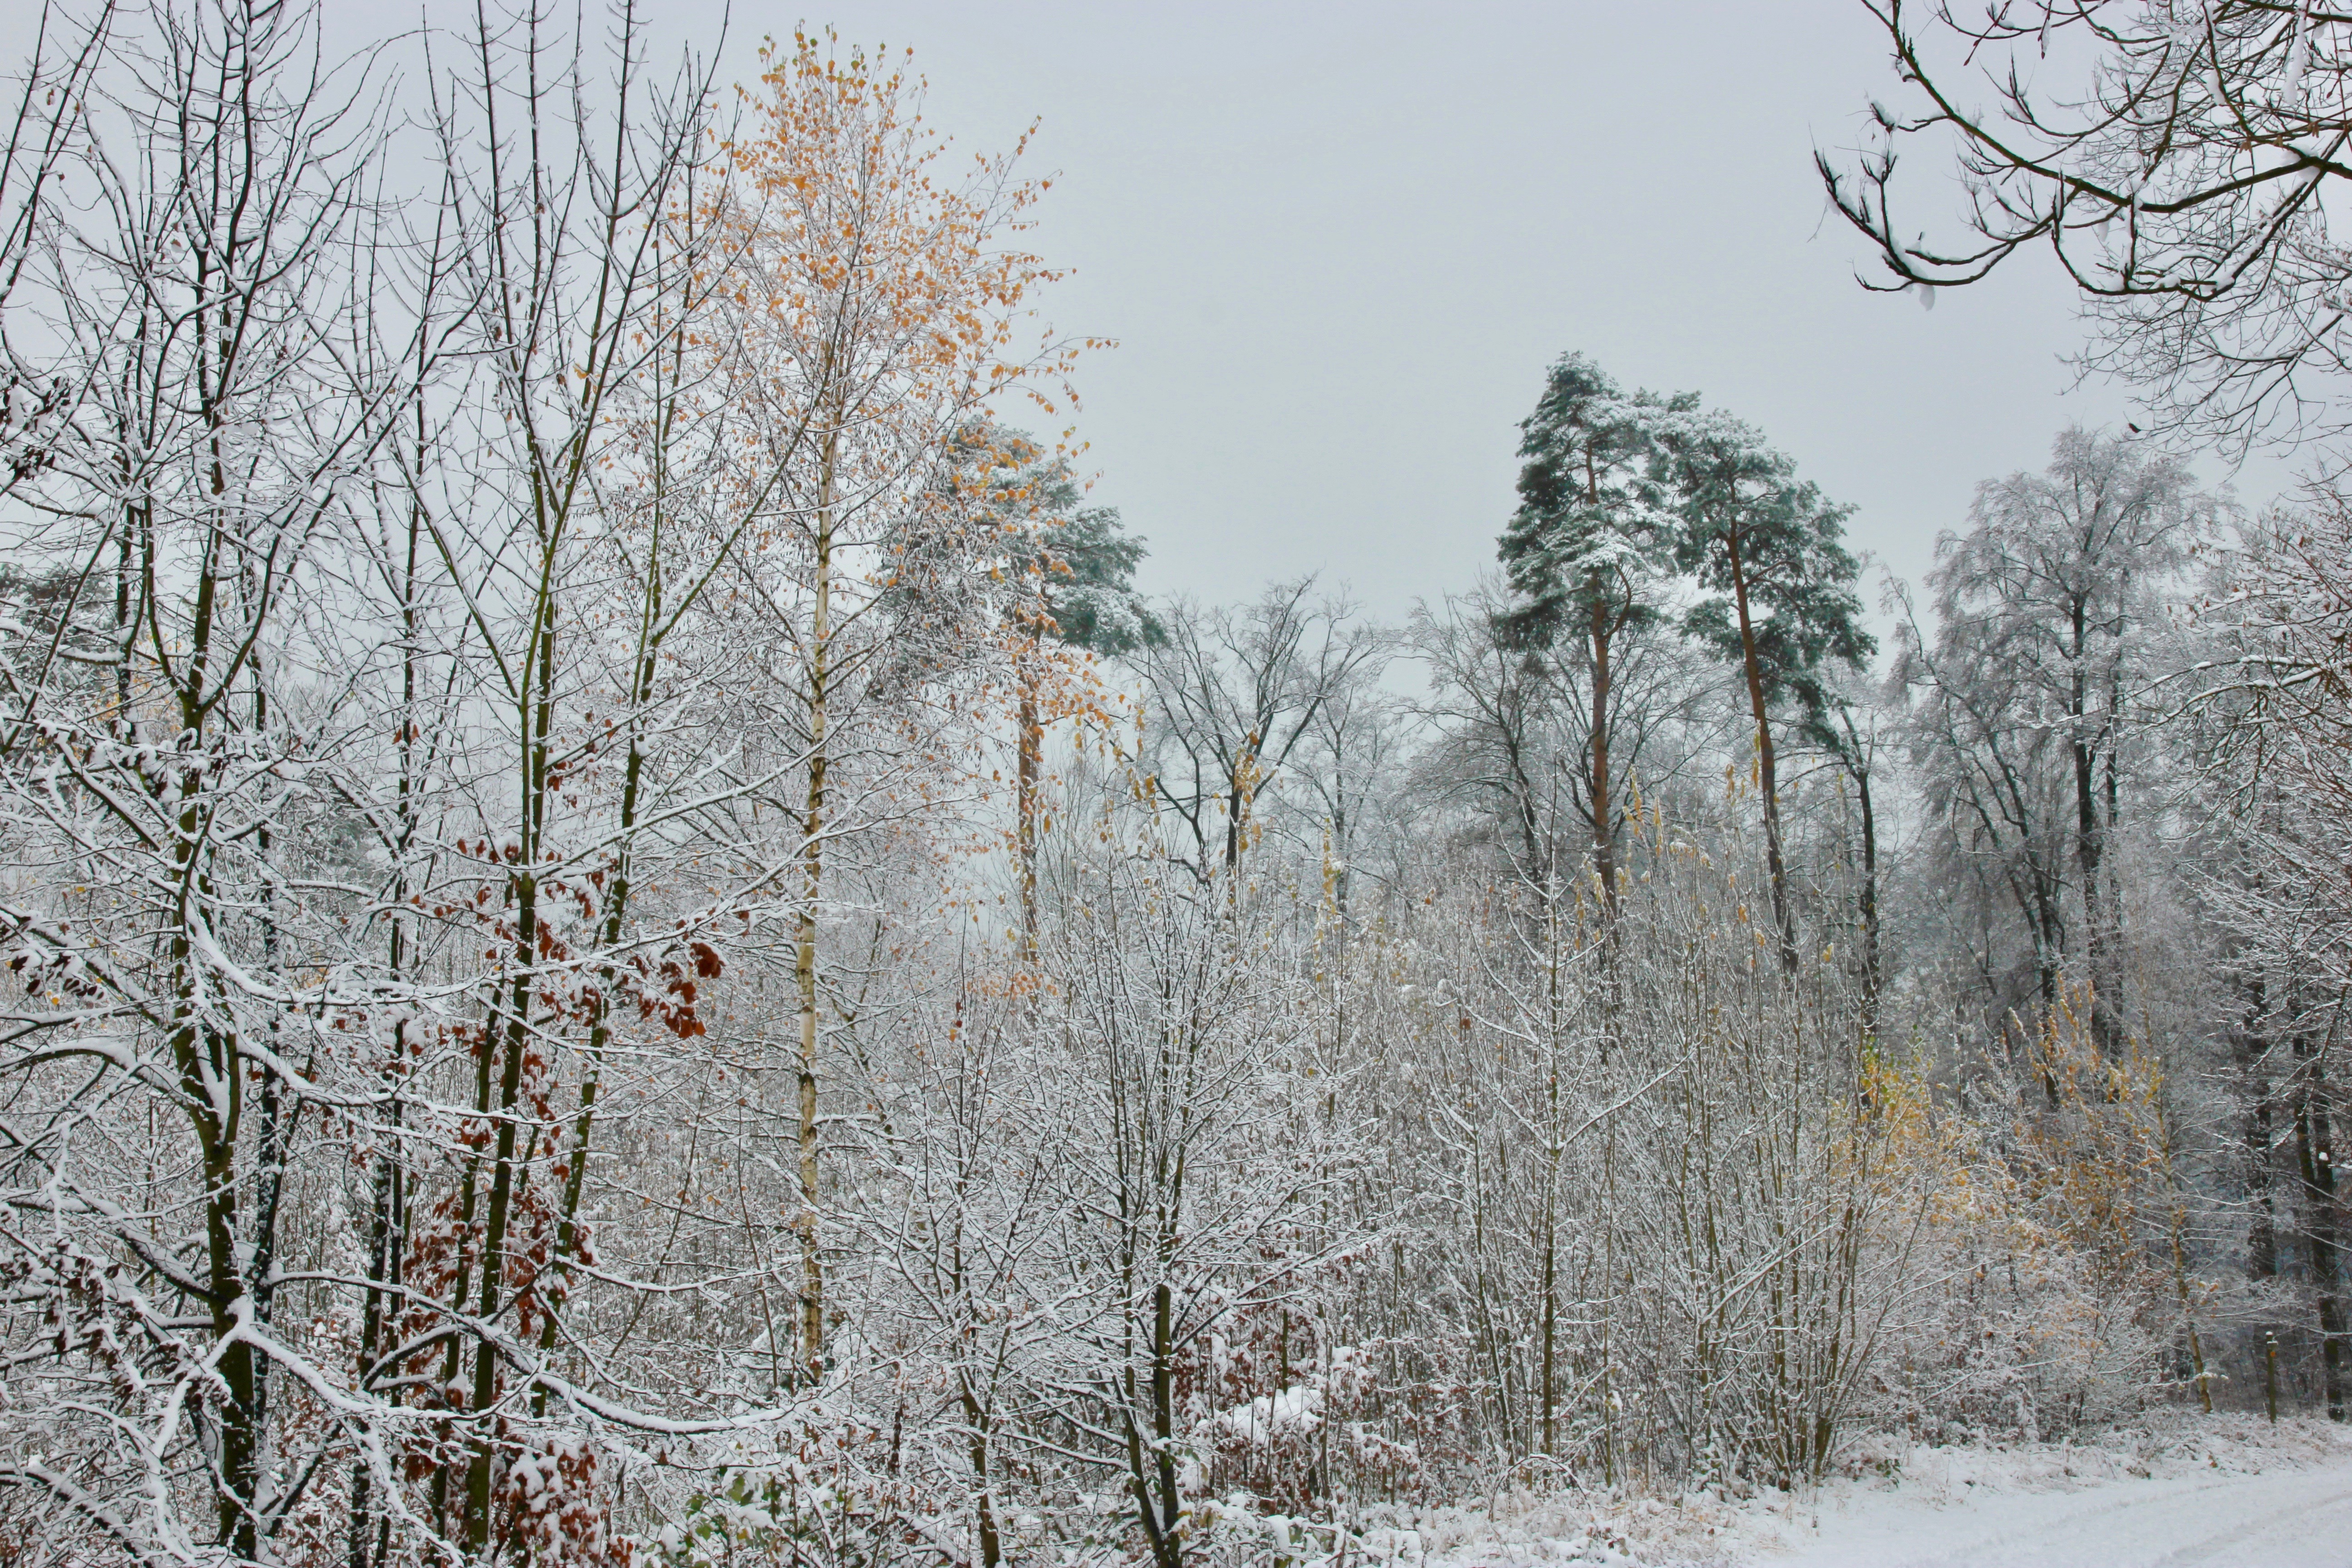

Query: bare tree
1824;0;2352;446
1895;428;2212;1055
1409;580;1717;896
0;4;408;1555
1133;577;1381;878
1043;844;1359;1568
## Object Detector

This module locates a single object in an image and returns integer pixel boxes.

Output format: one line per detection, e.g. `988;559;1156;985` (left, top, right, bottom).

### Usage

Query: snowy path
1392;1420;2352;1568
1760;1455;2352;1568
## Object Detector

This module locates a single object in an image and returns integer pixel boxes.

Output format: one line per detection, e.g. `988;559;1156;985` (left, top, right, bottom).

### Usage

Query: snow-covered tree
1499;353;1691;915
1893;427;2215;1054
1654;408;1875;969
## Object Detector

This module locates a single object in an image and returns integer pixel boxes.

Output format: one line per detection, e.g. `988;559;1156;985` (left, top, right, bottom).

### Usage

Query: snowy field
1354;1416;2352;1567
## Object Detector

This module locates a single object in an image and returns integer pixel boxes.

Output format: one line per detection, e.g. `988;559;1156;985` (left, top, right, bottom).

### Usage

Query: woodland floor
1357;1414;2352;1566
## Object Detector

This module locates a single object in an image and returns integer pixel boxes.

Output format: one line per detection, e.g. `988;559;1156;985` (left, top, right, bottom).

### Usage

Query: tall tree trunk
351;1034;402;1568
464;574;559;1552
2296;1036;2346;1420
1123;1232;1186;1568
162;497;264;1555
1598;1112;1618;1486
2242;975;2279;1283
2025;854;2068;1105
1854;758;1881;1036
1018;665;1040;963
1724;523;1797;970
354;409;426;1568
532;361;680;1396
1152;1270;1181;1559
1588;584;1617;921
534;619;657;1408
247;667;289;1516
176;239;265;1558
796;417;838;1379
1539;871;1566;1455
2071;608;2122;1055
1828;709;1881;1041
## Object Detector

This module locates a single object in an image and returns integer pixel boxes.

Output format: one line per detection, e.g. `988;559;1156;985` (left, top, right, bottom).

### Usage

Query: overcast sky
147;2;2310;630
674;0;2283;628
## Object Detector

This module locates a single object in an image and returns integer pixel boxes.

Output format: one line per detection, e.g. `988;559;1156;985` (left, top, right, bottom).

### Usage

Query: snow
1754;1459;2352;1566
1213;1384;1323;1443
1376;1417;2352;1568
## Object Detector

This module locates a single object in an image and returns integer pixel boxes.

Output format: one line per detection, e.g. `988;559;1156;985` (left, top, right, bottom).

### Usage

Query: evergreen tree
1657;410;1874;967
962;423;1159;655
1499;353;1689;911
960;424;1158;950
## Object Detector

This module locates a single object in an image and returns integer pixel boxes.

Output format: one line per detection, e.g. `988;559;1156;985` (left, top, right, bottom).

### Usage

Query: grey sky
682;0;2278;626
60;0;2297;629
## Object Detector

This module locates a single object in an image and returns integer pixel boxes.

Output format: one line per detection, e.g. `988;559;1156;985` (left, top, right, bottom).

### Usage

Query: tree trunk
953;1226;1005;1568
1588;584;1617;921
1540;872;1565;1456
463;562;559;1551
2296;1037;2346;1420
1855;758;1881;1036
796;418;838;1379
2242;976;2278;1282
1723;523;1797;970
354;435;426;1568
1018;668;1041;963
2071;607;2122;1055
165;520;265;1556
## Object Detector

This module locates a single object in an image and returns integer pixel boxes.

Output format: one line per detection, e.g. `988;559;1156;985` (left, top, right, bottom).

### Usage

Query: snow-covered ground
1353;1415;2352;1567
1744;1423;2352;1568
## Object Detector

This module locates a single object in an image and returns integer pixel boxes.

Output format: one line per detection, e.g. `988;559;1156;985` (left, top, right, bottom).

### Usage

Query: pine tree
960;425;1158;952
1657;411;1874;967
1498;353;1688;912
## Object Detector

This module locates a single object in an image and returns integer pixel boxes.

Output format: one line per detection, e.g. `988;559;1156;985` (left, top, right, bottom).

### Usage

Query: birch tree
717;29;1075;1378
